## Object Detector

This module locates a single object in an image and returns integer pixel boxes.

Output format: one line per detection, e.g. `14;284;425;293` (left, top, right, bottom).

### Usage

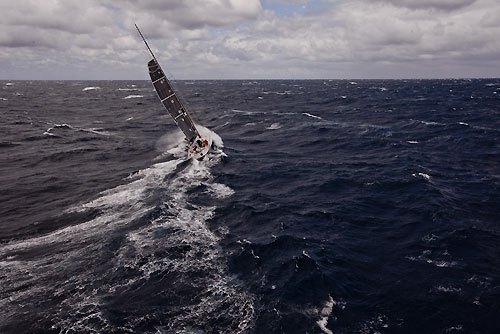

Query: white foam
407;140;419;144
406;250;458;268
435;285;462;293
117;88;138;91
267;123;282;130
316;295;335;334
123;95;143;99
82;86;101;91
231;109;265;115
458;122;469;126
0;127;252;332
81;160;182;211
206;182;235;199
419;120;441;126
422;234;439;242
303;112;323;120
412;172;431;180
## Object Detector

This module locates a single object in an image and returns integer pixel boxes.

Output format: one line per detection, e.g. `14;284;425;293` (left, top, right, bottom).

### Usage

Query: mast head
135;24;157;61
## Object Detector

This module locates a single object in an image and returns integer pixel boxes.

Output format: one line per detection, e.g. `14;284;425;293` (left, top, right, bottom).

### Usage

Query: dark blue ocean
1;79;499;334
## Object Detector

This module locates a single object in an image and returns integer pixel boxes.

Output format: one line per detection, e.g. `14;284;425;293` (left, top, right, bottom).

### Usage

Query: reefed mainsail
148;59;199;142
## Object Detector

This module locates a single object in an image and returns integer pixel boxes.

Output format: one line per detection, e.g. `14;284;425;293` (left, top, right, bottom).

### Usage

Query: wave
303;112;323;120
123;94;144;99
82;86;101;91
267;122;282;130
0;127;252;333
316;295;335;334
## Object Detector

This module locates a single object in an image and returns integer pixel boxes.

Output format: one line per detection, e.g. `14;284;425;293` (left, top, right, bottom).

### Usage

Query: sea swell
0;130;255;334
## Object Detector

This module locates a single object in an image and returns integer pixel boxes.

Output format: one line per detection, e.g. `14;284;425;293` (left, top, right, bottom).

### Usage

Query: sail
148;59;199;142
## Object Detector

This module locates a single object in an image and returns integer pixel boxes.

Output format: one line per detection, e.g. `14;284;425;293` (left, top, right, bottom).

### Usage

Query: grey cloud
0;26;68;49
123;0;262;30
1;0;499;79
374;0;476;11
0;1;112;35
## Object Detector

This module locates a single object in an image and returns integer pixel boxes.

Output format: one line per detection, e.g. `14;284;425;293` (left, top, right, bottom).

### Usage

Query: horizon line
2;77;500;81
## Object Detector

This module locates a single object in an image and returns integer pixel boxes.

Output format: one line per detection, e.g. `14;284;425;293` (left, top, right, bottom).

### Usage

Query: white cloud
0;0;499;79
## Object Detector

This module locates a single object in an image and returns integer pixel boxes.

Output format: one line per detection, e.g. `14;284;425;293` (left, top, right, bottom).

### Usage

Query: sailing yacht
135;24;212;160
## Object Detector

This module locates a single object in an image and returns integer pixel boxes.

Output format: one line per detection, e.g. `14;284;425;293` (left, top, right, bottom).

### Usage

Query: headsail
135;24;200;143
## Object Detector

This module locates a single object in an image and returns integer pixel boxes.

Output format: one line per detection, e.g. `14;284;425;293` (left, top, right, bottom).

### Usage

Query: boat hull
188;135;212;160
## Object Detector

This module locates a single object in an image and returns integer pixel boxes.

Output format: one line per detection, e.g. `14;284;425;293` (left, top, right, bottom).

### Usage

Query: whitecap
82;86;101;91
117;88;138;91
420;120;441;126
407;140;419;144
316;295;335;334
303;112;323;120
435;285;462;293
123;95;144;99
412;172;431;180
126;117;134;121
458;122;469;126
267;123;281;130
0;97;7;101
422;234;439;242
5;82;13;86
81;128;111;136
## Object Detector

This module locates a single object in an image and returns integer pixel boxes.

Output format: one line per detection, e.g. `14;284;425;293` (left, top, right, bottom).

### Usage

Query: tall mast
135;24;157;62
135;24;200;142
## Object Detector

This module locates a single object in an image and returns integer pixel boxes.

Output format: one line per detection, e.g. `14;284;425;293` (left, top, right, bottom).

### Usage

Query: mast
135;24;200;142
135;24;157;63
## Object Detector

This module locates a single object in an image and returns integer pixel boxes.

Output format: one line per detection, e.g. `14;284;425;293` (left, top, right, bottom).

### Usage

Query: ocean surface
1;79;499;334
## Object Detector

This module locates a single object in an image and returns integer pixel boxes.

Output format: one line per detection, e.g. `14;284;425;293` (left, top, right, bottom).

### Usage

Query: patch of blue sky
116;21;127;31
101;2;120;11
261;1;332;16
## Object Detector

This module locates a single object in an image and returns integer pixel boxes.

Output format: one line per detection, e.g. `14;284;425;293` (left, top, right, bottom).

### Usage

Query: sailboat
135;24;212;160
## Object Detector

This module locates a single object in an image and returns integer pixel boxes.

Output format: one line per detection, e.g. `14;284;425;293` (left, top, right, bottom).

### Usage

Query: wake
0;127;254;334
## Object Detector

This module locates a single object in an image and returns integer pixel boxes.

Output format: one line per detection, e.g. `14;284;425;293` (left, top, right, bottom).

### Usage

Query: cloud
123;0;262;30
0;0;499;79
373;0;477;11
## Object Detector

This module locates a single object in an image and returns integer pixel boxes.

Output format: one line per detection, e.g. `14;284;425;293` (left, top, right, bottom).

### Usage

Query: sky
0;0;499;80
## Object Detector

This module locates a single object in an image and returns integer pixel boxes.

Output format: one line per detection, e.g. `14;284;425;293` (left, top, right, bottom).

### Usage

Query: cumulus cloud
123;0;262;30
0;0;499;79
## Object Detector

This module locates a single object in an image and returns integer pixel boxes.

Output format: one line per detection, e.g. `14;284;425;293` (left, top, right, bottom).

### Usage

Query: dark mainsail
148;59;199;142
135;23;200;143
